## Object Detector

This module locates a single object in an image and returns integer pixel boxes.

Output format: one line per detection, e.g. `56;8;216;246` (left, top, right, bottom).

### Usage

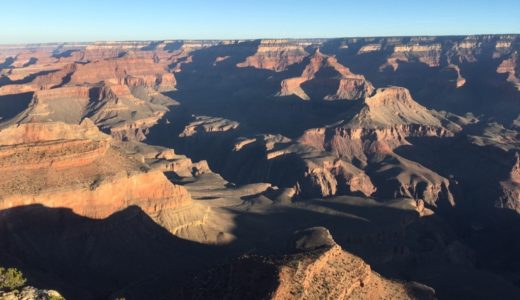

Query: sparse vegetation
48;292;66;300
0;267;27;292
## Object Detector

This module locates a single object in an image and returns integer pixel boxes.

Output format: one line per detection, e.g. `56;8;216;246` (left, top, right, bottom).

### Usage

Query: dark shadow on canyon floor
2;197;520;299
0;92;33;121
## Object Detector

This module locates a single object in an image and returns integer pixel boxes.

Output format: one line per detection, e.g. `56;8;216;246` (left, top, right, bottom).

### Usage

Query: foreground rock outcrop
0;286;64;300
174;227;436;300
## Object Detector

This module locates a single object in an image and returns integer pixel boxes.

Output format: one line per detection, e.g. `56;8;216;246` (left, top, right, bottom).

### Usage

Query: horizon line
1;32;519;47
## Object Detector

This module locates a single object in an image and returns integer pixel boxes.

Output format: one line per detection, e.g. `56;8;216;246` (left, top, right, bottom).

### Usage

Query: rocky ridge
175;227;436;300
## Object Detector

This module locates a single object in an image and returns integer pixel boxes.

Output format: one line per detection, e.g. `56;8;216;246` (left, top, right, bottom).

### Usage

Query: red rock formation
69;57;176;91
384;43;443;69
497;52;520;90
298;158;376;198
81;41;150;61
11;83;174;141
498;153;520;213
0;120;192;219
11;86;90;123
10;50;57;68
357;44;382;54
0;84;35;96
237;39;309;72
279;49;374;101
32;63;77;89
299;87;456;205
226;134;376;199
0;139;109;171
88;84;172;141
0;118;102;144
300;87;452;161
0;170;191;219
0;64;76;96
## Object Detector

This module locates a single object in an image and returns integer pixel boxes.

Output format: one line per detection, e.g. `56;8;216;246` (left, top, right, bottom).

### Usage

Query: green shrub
0;267;27;292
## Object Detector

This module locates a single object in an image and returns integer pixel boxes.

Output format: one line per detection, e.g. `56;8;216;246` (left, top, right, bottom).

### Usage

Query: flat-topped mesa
0;43;85;57
446;35;502;64
69;57;176;91
170;40;228;57
351;87;444;128
354;38;443;66
279;49;374;101
357;43;383;54
176;227;436;300
82;41;152;60
493;37;517;58
33;85;90;101
0;84;35;96
300;87;453;161
0;119;109;170
0;118;105;145
12;86;91;124
0;120;193;219
10;83;173;142
386;43;443;69
0;139;109;171
0;167;192;220
237;39;310;72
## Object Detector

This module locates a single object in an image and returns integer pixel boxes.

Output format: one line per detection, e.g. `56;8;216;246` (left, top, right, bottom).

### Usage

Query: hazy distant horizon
2;0;519;44
1;33;520;47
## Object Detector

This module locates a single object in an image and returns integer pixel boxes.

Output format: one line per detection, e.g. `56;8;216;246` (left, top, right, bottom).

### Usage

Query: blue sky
2;0;519;44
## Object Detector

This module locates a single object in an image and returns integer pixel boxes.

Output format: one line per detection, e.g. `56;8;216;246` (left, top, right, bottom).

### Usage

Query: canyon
0;35;519;299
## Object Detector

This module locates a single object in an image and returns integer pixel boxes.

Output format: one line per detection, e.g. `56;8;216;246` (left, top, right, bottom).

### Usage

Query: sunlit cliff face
0;35;519;299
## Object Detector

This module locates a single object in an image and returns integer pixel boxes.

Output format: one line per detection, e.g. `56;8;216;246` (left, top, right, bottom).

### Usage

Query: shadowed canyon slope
1;35;520;299
174;227;436;300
